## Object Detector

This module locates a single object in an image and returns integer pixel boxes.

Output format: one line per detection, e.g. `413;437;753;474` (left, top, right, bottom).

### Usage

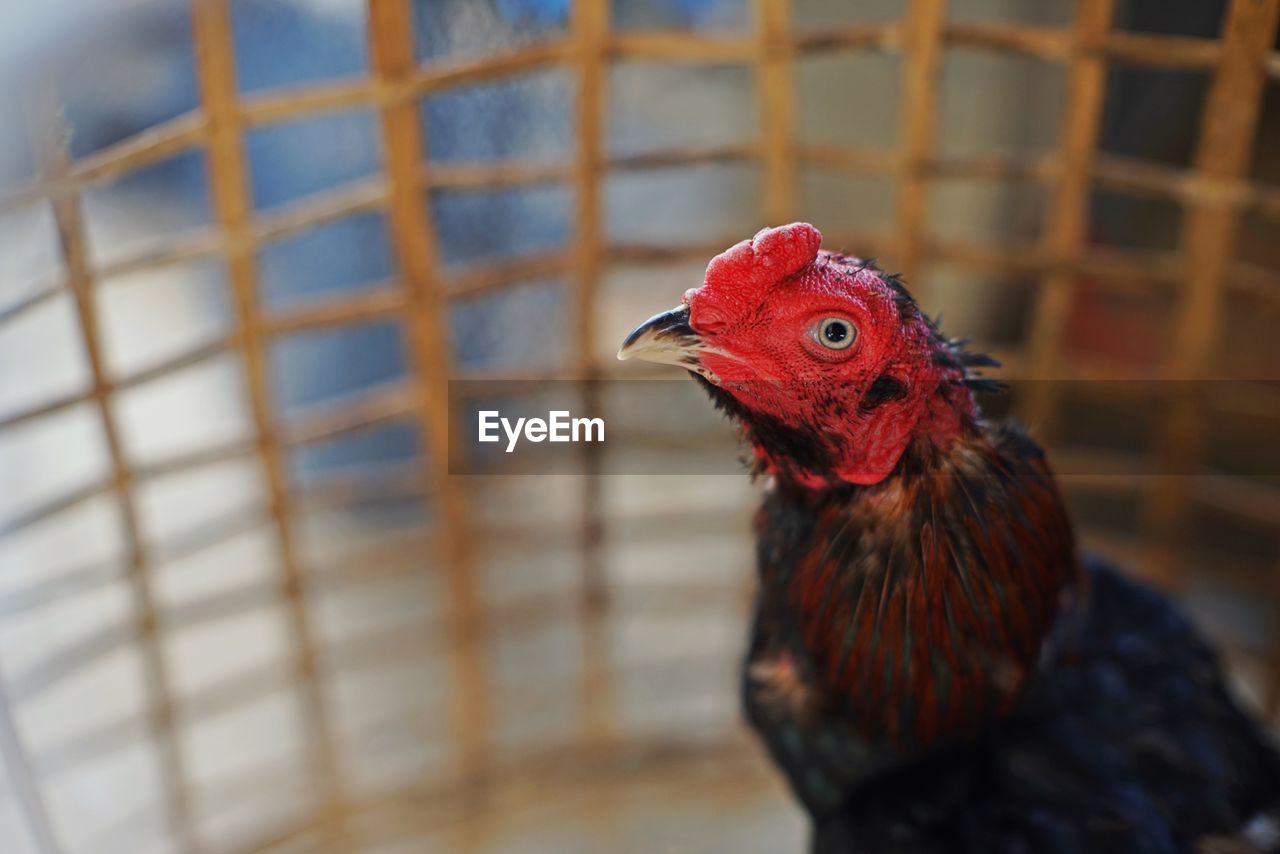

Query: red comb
705;222;823;291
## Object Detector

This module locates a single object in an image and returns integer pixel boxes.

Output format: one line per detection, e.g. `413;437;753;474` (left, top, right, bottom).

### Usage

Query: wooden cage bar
367;0;493;777
757;0;796;225
893;0;948;292
24;83;196;853
1021;0;1116;432
571;0;615;745
190;1;349;845
0;676;58;854
1141;0;1280;583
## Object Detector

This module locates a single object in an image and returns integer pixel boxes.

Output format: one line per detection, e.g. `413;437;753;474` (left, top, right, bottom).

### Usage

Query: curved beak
617;304;701;366
617;305;727;384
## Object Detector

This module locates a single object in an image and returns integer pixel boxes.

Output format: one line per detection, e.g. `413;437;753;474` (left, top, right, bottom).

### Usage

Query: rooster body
619;223;1280;853
746;449;1280;853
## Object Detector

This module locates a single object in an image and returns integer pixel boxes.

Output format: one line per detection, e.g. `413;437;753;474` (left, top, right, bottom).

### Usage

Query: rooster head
619;223;991;487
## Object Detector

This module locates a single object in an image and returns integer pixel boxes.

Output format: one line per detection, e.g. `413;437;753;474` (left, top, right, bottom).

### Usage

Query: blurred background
0;0;1277;851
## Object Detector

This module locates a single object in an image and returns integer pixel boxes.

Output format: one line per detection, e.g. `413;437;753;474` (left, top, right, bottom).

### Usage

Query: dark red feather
771;427;1078;748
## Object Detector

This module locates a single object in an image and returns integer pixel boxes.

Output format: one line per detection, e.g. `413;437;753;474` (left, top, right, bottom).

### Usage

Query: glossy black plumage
744;499;1280;853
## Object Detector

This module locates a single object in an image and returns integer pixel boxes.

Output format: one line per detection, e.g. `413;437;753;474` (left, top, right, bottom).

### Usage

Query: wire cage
0;0;1278;851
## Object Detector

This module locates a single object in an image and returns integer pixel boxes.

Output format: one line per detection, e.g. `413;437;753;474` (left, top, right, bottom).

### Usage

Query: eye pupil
814;317;857;351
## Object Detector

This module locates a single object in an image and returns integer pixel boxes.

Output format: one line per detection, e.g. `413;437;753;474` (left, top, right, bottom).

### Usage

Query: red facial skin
685;223;976;487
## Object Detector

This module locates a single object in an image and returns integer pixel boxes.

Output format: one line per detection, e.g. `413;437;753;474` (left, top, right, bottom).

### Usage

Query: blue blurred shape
232;0;366;93
245;110;382;209
270;321;409;418
613;0;747;30
258;212;396;309
496;0;571;28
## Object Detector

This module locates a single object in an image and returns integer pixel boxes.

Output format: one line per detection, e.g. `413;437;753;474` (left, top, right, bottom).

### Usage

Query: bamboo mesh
0;0;1278;851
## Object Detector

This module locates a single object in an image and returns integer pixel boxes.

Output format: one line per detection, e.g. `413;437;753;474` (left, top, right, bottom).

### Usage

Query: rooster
618;223;1280;853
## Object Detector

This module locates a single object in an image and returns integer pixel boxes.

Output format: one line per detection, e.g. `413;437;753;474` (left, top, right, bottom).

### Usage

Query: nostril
686;288;735;335
685;289;728;333
689;300;728;334
691;310;729;335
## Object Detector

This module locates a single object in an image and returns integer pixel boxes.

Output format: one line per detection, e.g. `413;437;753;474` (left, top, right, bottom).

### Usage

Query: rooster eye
814;317;857;351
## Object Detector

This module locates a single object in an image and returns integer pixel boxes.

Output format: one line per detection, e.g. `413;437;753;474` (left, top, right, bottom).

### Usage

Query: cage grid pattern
0;0;1278;851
